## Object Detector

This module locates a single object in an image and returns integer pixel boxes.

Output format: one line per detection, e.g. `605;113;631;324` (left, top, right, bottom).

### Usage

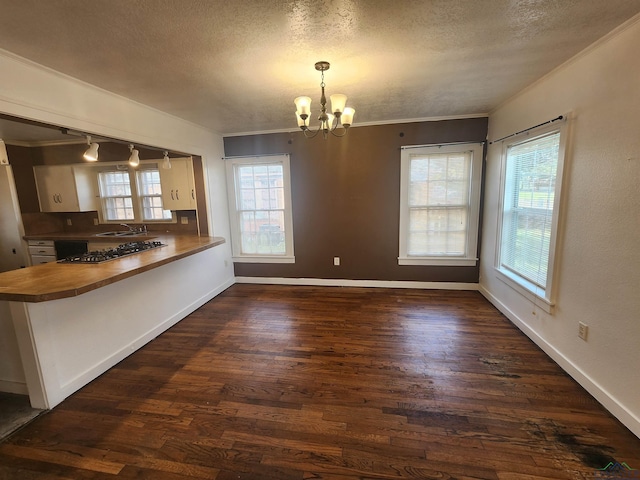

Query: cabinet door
34;165;97;213
159;158;195;210
34;165;80;212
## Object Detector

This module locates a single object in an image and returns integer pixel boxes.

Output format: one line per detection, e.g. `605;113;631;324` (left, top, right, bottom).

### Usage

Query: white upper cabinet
159;157;196;210
34;165;97;212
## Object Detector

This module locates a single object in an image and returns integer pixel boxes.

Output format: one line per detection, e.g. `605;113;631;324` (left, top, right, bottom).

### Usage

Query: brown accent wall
224;118;488;283
6;145;39;214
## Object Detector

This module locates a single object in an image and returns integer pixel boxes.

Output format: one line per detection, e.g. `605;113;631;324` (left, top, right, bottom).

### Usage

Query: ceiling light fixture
128;144;140;167
162;151;171;169
294;61;355;139
83;135;99;161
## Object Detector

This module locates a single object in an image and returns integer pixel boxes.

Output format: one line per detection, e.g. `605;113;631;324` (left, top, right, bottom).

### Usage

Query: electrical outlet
93;218;99;226
333;257;340;266
66;218;72;226
180;217;189;225
578;322;589;341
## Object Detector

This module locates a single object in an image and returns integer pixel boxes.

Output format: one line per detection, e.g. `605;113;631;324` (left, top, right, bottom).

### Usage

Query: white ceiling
0;0;639;140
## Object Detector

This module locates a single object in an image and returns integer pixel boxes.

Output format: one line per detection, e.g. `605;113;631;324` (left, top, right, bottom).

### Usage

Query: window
496;121;567;311
98;170;134;221
399;143;483;266
136;169;172;221
225;155;294;263
97;165;173;224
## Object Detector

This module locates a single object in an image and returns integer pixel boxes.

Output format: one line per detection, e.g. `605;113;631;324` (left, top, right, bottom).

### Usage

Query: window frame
494;119;569;313
225;154;295;263
97;169;135;222
95;162;176;225
135;168;173;221
398;143;484;266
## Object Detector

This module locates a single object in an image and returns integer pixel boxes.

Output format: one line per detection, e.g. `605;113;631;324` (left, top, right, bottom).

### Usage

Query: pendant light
83;135;99;161
294;61;355;139
128;144;140;167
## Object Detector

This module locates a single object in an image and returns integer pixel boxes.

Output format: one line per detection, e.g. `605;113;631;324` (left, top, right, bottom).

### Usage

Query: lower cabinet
28;240;56;265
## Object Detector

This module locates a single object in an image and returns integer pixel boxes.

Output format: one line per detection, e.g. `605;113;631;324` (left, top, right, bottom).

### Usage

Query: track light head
128;144;140;167
83;136;99;161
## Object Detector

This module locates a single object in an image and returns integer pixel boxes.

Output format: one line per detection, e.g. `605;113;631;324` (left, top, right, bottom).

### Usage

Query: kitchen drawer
31;254;57;265
28;245;56;256
28;239;54;247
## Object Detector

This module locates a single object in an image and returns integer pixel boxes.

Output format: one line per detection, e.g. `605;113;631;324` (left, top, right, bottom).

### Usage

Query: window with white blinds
399;143;483;266
496;121;567;309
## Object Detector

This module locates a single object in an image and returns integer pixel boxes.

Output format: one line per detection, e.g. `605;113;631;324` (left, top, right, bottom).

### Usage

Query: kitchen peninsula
0;234;225;302
0;233;231;411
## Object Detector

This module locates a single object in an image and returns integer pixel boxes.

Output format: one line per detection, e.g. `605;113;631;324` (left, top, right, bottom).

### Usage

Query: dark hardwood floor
1;284;638;479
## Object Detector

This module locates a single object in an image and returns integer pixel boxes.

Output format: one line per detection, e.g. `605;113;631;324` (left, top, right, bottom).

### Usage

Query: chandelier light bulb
294;96;312;118
341;107;355;127
330;94;347;114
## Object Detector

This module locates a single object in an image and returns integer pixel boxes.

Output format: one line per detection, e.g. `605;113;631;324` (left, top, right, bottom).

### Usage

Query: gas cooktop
60;241;165;264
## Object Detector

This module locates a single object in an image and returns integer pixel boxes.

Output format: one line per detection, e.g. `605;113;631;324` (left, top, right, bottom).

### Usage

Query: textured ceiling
0;0;639;138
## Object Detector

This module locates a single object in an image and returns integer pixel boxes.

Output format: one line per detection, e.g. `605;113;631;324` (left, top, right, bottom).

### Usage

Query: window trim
494;118;569;313
225;154;295;264
398;143;484;266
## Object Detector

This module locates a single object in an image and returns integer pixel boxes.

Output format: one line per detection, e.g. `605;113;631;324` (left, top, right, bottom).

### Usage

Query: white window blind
399;143;483;266
408;151;471;256
500;131;560;290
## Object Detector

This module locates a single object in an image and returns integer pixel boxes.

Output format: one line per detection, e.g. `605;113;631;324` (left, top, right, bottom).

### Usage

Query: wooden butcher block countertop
0;234;225;303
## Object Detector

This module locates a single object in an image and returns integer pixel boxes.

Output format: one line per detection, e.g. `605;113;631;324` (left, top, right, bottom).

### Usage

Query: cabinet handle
171;189;175;200
52;194;58;203
176;189;179;200
58;194;62;203
191;189;195;200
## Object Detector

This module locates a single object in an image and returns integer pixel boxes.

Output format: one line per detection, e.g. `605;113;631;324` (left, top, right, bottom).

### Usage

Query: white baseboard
0;379;28;395
235;276;479;291
479;285;640;439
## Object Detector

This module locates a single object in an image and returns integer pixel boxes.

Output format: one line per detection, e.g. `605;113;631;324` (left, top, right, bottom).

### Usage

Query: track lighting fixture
128;144;140;167
162;151;171;170
83;136;99;161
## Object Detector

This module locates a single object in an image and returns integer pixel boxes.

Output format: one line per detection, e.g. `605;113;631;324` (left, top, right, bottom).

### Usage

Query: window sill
398;257;478;267
494;267;555;314
232;255;295;264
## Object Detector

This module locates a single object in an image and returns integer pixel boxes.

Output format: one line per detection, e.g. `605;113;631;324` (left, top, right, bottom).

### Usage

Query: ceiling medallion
294;61;355;139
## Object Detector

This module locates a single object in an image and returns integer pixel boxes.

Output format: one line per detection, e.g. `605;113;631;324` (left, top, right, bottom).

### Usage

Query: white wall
0;48;234;395
480;17;640;437
11;247;233;409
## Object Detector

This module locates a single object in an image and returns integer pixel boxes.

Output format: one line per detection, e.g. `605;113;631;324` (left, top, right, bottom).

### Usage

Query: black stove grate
59;241;165;264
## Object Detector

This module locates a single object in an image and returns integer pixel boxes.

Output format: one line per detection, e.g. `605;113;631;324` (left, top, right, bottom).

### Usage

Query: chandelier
294;61;355;139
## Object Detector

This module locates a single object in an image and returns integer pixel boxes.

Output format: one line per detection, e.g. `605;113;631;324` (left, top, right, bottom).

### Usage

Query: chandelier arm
302;126;322;138
329;126;349;137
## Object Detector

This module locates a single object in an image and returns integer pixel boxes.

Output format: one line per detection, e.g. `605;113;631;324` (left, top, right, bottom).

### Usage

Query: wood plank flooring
1;284;638;479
